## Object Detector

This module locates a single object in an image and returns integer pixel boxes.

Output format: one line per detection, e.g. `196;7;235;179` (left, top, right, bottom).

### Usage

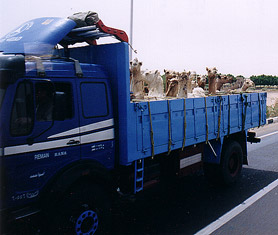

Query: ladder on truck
134;159;144;193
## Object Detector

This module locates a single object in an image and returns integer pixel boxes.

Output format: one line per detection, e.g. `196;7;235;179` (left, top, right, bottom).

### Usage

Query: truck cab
0;14;129;234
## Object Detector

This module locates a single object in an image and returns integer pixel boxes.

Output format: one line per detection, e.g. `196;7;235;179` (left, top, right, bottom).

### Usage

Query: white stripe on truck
4;128;114;156
48;118;114;139
179;153;202;169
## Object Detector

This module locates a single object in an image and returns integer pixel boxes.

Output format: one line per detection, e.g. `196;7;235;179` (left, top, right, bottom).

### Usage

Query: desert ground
266;90;278;107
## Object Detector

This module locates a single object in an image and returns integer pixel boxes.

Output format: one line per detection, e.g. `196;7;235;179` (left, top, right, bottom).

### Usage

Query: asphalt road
113;122;278;235
211;184;278;235
208;122;278;235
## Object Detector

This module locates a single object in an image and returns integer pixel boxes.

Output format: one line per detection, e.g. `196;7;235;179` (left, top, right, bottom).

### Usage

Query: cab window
81;82;109;118
35;83;54;122
10;82;34;136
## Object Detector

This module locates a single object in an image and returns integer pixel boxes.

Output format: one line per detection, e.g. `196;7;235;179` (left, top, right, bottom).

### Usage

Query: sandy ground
266;90;278;106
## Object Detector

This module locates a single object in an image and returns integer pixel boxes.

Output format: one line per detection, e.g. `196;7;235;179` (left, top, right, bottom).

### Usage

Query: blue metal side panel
246;92;267;127
229;95;242;133
122;93;267;165
204;97;216;140
260;92;267;125
0;18;76;54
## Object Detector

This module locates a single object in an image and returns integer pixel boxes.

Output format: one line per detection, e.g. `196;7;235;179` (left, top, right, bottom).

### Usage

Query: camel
229;76;245;90
187;71;197;93
144;70;164;98
241;78;255;91
166;71;191;98
197;75;206;89
187;87;206;98
130;58;145;99
228;78;255;93
164;69;178;92
206;67;218;95
176;72;188;98
216;75;233;91
166;77;179;97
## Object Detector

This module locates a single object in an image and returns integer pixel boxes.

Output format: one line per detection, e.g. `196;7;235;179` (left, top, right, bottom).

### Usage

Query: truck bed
69;42;267;166
122;93;266;165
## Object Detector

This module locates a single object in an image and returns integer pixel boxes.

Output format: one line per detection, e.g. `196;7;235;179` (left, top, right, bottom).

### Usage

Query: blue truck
0;13;266;234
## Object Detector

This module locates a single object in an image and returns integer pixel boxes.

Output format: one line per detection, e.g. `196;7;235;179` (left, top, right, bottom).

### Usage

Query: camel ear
155;70;158;74
206;67;209;71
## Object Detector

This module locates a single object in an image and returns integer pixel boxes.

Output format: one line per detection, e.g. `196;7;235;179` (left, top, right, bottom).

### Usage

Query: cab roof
0;15;128;54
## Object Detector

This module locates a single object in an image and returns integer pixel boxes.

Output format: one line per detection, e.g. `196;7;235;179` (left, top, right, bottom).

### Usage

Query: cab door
76;79;115;169
3;79;80;207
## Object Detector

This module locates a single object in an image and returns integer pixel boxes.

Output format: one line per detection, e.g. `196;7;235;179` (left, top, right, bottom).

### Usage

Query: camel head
206;67;218;78
179;71;188;80
130;58;142;74
164;69;177;79
219;75;233;84
216;75;233;91
197;75;206;89
241;78;255;91
187;70;197;80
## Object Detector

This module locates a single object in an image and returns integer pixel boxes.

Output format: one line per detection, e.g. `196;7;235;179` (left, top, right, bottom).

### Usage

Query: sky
1;0;278;77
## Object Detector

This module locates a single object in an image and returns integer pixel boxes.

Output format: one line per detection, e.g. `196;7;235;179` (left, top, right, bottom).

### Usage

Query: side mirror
53;91;66;121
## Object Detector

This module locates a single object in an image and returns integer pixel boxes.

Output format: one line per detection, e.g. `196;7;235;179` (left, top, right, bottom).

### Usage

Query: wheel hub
75;210;99;235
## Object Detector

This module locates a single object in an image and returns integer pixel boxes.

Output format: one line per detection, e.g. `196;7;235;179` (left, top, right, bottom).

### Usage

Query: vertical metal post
129;0;134;61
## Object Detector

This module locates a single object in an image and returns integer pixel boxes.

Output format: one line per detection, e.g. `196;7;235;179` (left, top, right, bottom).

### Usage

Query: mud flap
203;137;224;164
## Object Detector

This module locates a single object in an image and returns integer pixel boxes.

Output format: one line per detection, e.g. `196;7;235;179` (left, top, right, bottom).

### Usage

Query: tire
220;140;243;185
204;140;243;185
49;182;111;235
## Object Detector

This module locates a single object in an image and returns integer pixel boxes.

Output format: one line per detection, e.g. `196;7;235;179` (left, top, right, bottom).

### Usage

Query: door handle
67;139;80;146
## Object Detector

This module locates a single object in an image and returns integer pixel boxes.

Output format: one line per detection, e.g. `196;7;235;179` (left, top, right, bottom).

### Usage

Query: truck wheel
52;182;111;235
204;140;243;185
220;140;243;184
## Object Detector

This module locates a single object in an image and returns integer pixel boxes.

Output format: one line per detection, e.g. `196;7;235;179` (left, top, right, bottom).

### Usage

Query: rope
167;100;172;156
228;95;231;136
147;102;155;158
182;98;186;151
242;94;248;130
258;93;261;127
204;97;209;144
241;94;244;130
217;97;222;140
128;43;138;54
